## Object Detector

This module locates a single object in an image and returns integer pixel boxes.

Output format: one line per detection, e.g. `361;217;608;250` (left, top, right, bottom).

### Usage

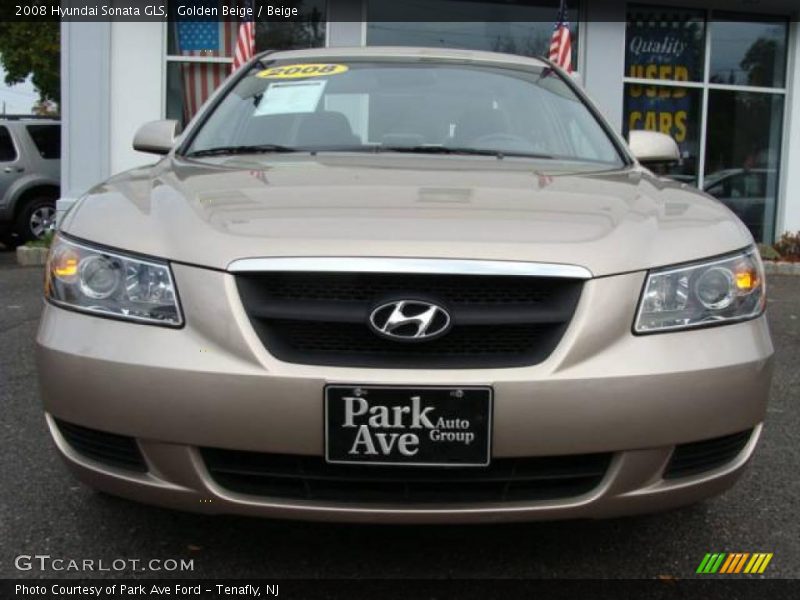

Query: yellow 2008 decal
256;63;349;80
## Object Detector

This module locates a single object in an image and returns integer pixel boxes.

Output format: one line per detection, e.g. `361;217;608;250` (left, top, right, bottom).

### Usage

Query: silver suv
0;117;60;247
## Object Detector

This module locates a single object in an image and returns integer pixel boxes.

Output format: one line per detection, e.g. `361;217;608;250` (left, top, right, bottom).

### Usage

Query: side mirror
133;120;182;155
628;130;680;165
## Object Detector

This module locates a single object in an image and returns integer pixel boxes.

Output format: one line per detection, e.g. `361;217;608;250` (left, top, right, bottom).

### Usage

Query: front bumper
36;264;774;523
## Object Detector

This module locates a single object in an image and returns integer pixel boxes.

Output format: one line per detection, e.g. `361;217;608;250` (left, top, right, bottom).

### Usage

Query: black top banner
1;1;797;23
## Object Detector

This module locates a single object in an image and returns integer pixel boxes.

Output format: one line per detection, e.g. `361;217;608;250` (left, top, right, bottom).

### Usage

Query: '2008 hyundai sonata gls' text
37;47;773;523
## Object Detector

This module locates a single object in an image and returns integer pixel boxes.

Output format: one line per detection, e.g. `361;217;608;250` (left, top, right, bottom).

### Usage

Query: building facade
60;0;800;242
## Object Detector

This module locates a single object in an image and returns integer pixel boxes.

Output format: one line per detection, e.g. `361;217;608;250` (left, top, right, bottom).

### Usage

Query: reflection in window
623;84;701;185
625;5;706;82
166;0;326;125
367;0;576;61
253;11;326;52
167;1;326;56
705;91;783;242
709;17;788;88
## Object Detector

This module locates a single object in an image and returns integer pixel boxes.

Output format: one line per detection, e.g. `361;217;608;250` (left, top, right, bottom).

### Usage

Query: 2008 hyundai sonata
37;47;773;523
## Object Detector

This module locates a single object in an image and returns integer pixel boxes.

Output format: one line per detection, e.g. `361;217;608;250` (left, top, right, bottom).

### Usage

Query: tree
0;21;60;105
740;37;778;88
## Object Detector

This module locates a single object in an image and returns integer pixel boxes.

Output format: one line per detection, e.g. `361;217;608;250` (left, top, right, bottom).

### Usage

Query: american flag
176;9;239;122
549;0;572;73
232;0;256;72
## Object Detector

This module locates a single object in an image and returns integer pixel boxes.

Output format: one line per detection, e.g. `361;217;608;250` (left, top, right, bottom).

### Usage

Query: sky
0;64;38;115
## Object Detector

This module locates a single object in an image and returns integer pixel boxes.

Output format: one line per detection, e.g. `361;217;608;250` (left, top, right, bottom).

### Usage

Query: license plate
325;385;492;467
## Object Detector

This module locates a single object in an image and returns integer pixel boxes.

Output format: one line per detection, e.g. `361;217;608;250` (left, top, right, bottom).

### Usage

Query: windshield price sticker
257;64;349;80
255;80;327;116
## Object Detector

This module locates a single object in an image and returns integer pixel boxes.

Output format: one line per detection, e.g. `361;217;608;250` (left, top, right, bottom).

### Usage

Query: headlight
634;248;765;333
45;235;183;326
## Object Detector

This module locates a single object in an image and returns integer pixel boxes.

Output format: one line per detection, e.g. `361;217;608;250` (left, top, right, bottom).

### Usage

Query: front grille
236;272;583;368
55;419;147;472
201;449;611;504
260;273;565;304
664;430;753;479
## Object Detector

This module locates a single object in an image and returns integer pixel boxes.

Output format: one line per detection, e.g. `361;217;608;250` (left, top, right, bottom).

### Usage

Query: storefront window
623;83;701;184
165;0;326;125
709;16;787;88
367;0;577;62
705;91;783;242
623;5;788;242
625;6;705;82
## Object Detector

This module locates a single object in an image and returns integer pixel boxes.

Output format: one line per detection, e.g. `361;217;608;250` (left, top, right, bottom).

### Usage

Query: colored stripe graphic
720;553;750;573
698;553;773;574
719;554;736;573
743;553;773;574
696;554;713;573
733;553;750;573
697;553;726;574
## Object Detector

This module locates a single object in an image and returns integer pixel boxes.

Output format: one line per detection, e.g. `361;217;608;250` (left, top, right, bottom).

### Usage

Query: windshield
185;59;625;166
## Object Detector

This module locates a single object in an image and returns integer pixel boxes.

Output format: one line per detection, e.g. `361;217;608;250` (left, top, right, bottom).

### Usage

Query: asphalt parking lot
1;247;798;580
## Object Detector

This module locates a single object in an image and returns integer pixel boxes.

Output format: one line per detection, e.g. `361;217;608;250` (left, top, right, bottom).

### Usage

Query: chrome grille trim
227;257;593;279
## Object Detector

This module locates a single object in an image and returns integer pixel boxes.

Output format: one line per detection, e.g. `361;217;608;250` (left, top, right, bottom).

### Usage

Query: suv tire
13;196;56;245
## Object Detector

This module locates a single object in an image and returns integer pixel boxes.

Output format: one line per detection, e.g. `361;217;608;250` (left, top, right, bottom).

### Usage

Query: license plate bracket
325;385;492;467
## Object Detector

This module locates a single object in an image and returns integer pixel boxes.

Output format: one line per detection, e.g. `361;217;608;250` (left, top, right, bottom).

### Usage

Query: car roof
261;46;551;69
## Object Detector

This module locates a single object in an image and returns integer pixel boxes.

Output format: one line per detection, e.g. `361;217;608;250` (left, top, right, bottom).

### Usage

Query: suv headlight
45;235;183;327
634;248;765;334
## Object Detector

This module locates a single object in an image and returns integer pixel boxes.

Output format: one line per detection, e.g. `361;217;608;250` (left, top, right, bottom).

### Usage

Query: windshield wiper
381;145;498;156
378;146;553;159
186;144;553;160
185;144;297;157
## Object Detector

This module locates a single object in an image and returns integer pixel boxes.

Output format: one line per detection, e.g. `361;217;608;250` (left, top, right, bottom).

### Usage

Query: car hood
61;154;752;277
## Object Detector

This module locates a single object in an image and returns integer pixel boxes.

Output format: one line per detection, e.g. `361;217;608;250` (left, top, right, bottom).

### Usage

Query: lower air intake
201;449;611;504
55;419;147;473
664;429;753;479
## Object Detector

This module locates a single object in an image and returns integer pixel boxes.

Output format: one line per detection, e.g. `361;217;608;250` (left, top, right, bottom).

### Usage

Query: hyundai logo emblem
368;299;452;342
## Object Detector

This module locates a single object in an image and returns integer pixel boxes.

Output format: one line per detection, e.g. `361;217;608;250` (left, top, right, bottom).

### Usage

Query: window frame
622;4;790;242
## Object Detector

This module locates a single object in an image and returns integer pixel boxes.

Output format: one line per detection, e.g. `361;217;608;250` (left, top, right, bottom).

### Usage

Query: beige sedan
37;48;772;523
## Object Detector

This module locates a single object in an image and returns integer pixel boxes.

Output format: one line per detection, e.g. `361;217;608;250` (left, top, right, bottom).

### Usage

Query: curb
763;261;800;276
16;246;49;267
